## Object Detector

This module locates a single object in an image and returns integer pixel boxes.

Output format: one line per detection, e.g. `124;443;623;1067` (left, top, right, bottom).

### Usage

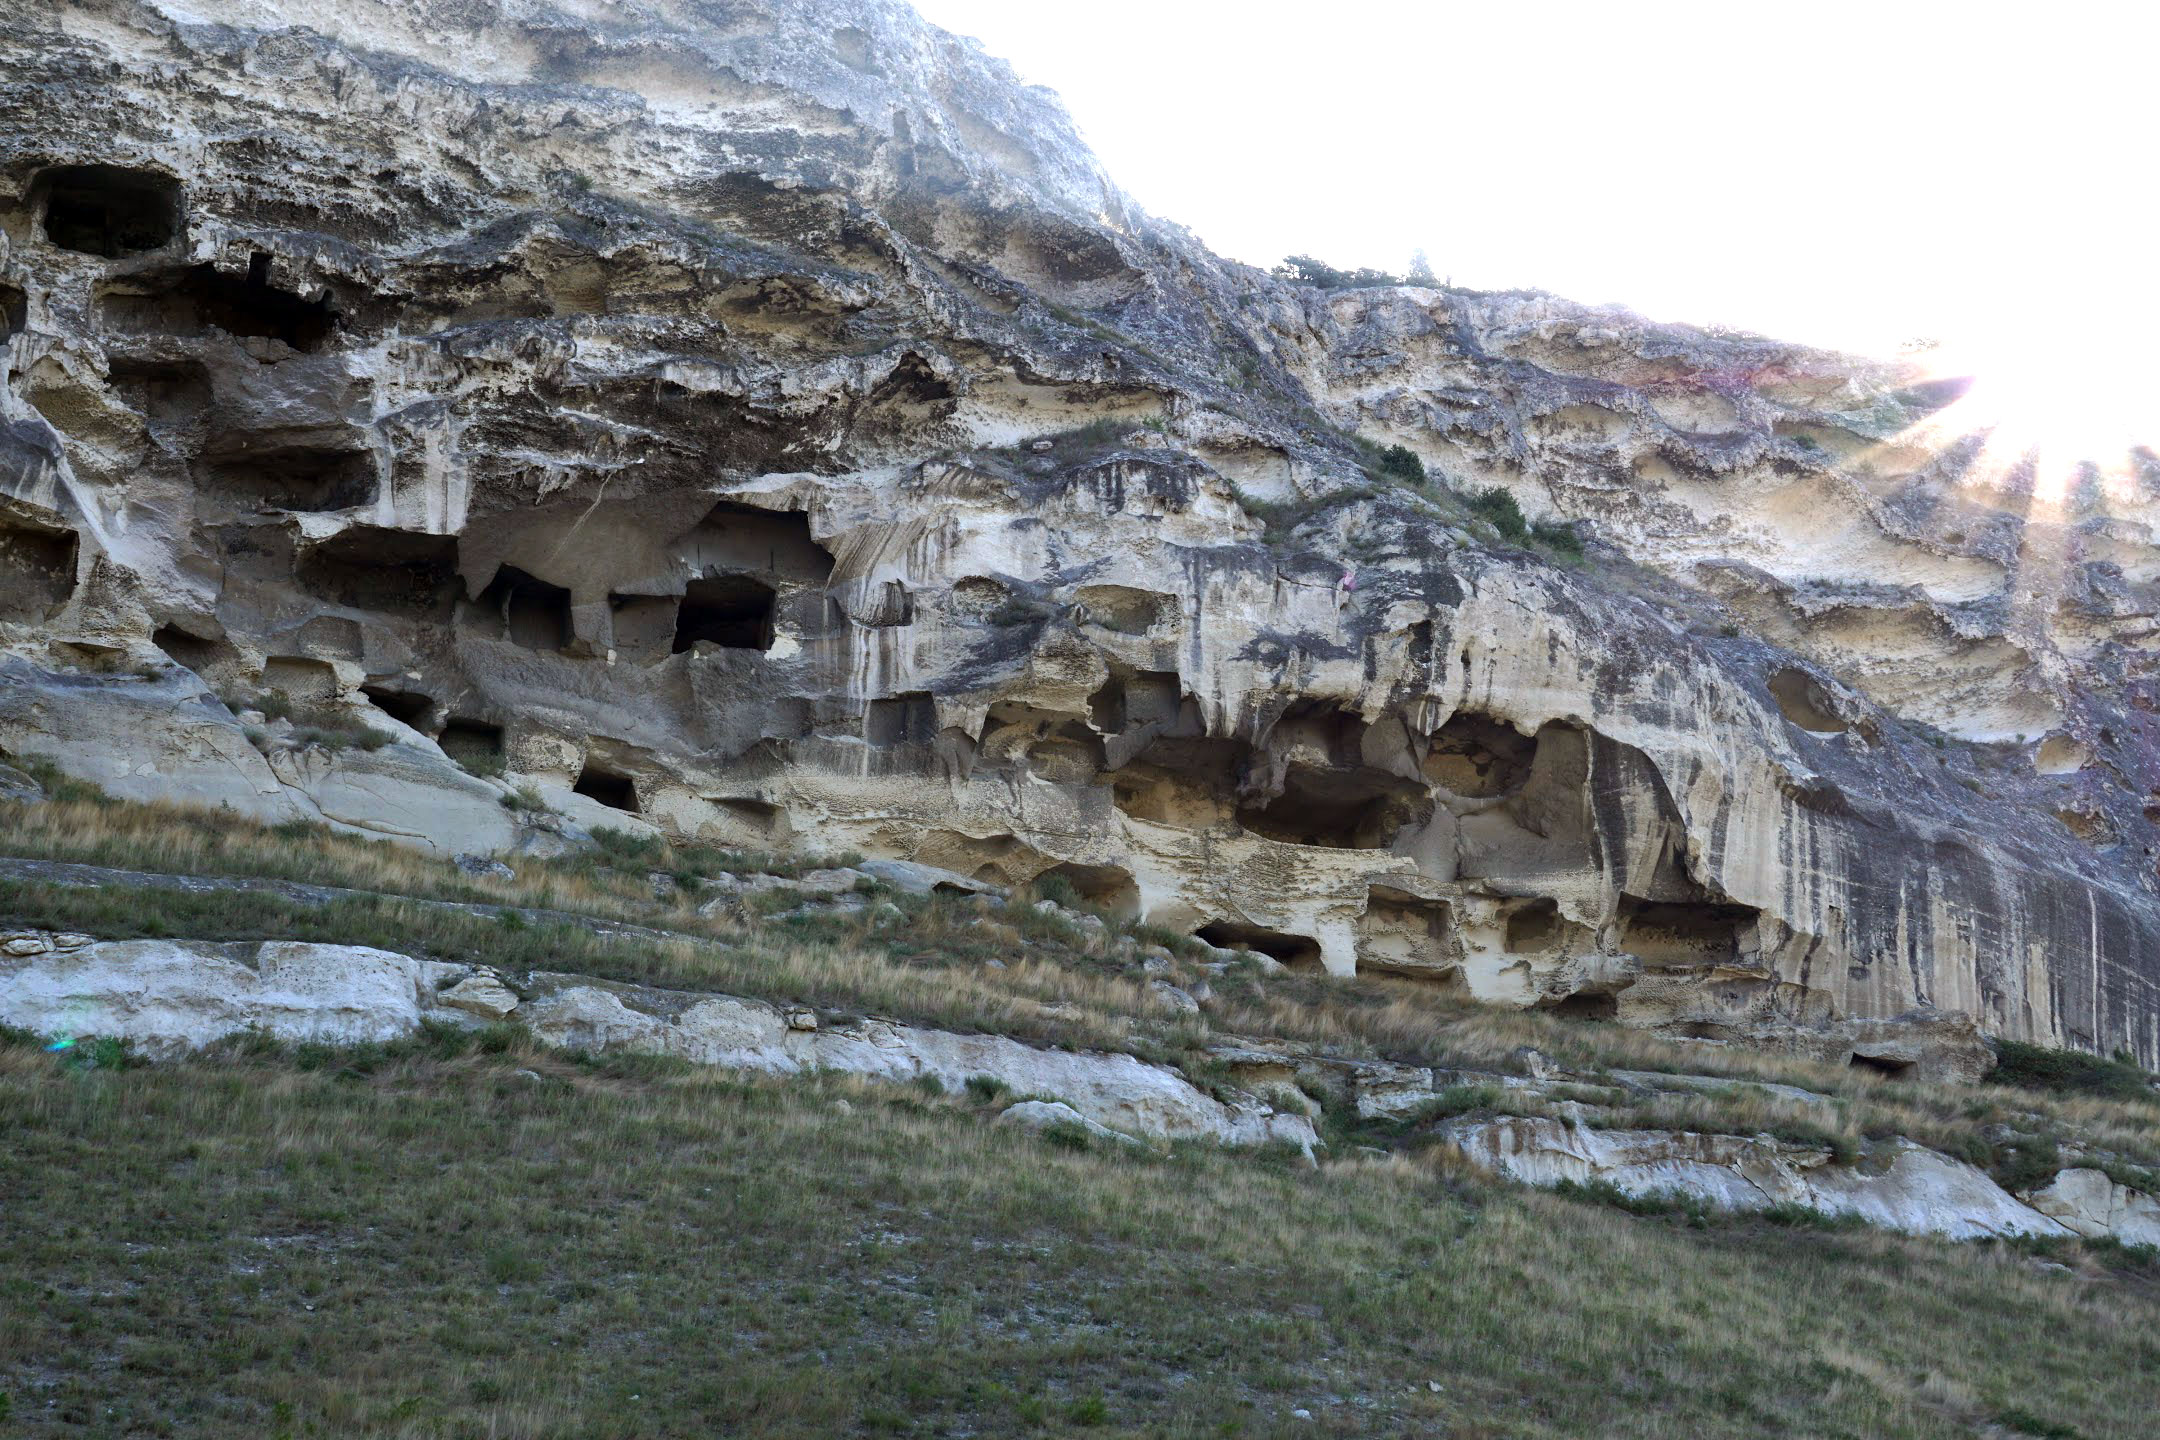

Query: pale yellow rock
438;973;521;1021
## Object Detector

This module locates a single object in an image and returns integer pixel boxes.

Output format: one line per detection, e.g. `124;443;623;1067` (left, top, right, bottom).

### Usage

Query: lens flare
1895;305;2160;513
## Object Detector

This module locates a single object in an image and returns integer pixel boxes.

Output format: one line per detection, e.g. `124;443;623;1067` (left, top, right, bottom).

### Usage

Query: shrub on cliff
1374;443;1425;485
1271;254;1404;290
1992;1039;2156;1101
1467;485;1529;542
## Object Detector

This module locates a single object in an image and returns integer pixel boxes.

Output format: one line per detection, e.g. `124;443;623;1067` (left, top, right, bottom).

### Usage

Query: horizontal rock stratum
0;932;1316;1150
3;0;2158;1070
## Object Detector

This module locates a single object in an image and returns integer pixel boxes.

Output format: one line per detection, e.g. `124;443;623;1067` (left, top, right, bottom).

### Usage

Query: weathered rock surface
518;975;1314;1149
2026;1168;2160;1247
3;0;2158;1070
0;936;470;1055
0;930;1311;1149
1441;1115;2071;1241
994;1099;1144;1148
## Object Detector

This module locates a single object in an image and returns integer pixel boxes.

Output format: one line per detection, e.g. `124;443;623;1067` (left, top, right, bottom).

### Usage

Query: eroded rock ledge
11;928;2157;1246
0;932;1315;1152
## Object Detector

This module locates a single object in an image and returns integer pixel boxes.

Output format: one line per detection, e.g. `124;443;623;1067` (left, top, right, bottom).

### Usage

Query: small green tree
1467;486;1529;542
1375;444;1426;485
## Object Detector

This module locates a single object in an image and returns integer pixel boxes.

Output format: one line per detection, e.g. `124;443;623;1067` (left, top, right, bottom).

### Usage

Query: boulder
438;972;521;1021
1440;1115;2068;1240
0;938;467;1055
2026;1169;2160;1247
995;1100;1143;1148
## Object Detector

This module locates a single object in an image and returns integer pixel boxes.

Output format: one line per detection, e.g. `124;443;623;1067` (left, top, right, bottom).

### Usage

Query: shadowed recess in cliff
674;576;776;652
0;516;77;621
1237;701;1431;849
199;447;376;514
1358;885;1461;984
1197;920;1323;970
298;530;460;617
97;260;337;352
473;566;572;651
573;761;638;812
36;164;180;256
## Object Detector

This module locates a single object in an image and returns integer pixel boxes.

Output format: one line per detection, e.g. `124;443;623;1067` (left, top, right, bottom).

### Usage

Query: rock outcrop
4;0;2158;1070
1440;1114;2070;1242
0;931;1315;1150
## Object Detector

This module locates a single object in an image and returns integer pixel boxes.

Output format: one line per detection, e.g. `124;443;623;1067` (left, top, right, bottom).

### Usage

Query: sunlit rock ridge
3;0;2156;1070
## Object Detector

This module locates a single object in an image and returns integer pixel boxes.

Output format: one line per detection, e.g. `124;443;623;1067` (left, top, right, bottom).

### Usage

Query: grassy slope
6;782;2160;1436
3;1033;2157;1440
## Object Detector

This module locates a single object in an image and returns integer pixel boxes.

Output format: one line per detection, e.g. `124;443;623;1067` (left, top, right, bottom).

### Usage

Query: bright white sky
910;0;2160;364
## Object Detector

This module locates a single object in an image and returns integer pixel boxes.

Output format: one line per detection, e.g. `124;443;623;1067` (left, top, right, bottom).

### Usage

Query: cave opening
97;262;336;352
39;165;180;257
1423;711;1537;796
673;575;776;652
608;592;680;659
0;519;78;620
1848;1052;1915;1078
682;501;835;583
1196;921;1324;971
573;763;639;813
439;718;505;771
1504;898;1564;953
1617;897;1761;968
1547;990;1620;1021
202;449;376;513
1768;667;1848;735
478;566;572;651
1037;862;1140;921
0;284;26;338
1358;888;1458;982
1087;667;1181;734
106;355;211;420
1108;735;1249;828
360;685;433;728
866;691;939;747
298;529;459;616
1237;765;1429;849
151;624;232;678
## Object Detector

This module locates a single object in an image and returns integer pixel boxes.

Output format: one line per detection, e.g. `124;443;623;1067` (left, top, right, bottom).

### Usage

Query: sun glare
1894;309;2160;513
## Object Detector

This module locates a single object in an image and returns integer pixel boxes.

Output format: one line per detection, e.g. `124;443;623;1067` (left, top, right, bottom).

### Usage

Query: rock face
0;931;1314;1149
4;0;2159;1068
1441;1115;2070;1241
0;936;469;1055
2026;1168;2160;1248
517;974;1313;1148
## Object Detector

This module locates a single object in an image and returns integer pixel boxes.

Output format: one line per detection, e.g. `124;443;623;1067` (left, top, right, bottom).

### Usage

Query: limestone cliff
3;0;2156;1070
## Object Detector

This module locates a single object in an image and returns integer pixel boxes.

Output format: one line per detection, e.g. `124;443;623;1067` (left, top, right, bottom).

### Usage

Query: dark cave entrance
1196;921;1324;971
573;763;639;813
673;575;777;652
39;165;180;256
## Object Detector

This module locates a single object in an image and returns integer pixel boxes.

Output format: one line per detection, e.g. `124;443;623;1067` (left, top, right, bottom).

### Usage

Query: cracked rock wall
4;0;2157;1070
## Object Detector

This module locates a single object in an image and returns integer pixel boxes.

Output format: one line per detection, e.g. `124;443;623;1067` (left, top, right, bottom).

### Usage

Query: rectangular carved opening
866;692;938;747
608;593;679;659
673;575;774;652
1618;897;1760;969
573;763;638;813
39;165;180;256
360;685;433;728
479;566;572;651
97;262;335;352
0;520;77;620
440;718;505;775
201;449;375;513
298;529;459;616
680;501;834;582
1197;920;1323;971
